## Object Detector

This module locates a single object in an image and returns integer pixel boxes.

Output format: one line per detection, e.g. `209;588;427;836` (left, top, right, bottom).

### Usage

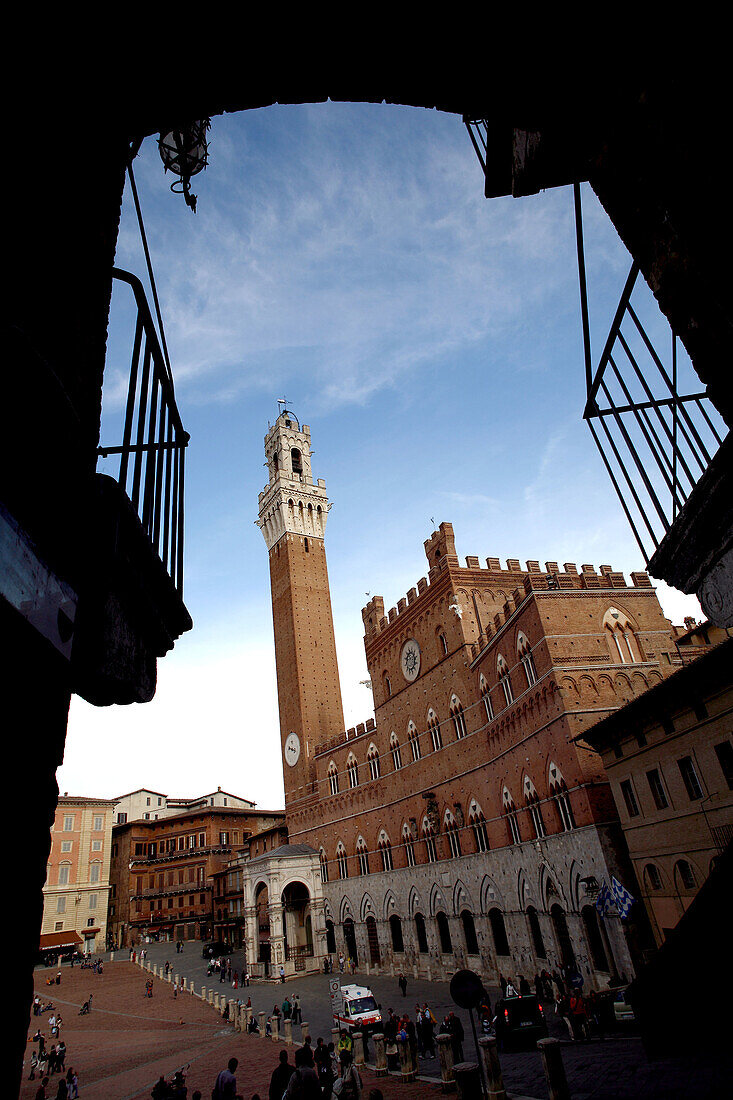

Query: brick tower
257;410;345;808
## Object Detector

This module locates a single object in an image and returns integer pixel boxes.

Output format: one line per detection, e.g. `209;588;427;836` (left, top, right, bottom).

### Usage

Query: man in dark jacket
269;1050;295;1100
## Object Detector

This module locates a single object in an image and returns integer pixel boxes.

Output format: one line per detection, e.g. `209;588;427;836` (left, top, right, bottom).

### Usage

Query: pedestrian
244;970;250;987
556;992;574;1041
57;1041;66;1071
212;1057;239;1100
292;994;301;1024
66;1069;79;1100
269;1049;295;1100
35;1076;50;1100
448;1012;464;1063
48;1046;57;1074
505;980;518;998
333;1051;361;1099
337;1028;353;1066
398;973;407;997
56;971;62;986
279;964;285;983
29;1051;39;1080
34;995;41;1016
282;996;292;1019
519;975;531;995
314;1037;333;1098
338;953;345;973
55;1075;68;1100
285;1046;320;1098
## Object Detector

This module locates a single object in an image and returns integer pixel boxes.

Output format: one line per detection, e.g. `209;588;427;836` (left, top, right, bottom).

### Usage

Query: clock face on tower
284;731;301;767
400;638;421;682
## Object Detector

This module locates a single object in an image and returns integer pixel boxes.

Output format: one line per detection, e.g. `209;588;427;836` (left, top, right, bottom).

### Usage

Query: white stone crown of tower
256;410;332;551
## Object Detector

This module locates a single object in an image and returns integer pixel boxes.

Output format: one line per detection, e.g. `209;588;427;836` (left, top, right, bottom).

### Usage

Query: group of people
379;1002;454;1067
206;957;251;987
33;996;57;1017
29;1023;78;1100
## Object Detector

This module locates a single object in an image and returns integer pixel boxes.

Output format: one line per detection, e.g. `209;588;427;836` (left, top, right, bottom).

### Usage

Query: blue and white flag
595;880;613;916
611;876;636;919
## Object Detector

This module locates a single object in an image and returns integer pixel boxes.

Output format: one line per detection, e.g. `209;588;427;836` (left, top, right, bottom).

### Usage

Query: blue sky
58;102;702;807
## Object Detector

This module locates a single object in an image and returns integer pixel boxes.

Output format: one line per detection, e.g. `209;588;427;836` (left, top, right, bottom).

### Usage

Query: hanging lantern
157;119;211;212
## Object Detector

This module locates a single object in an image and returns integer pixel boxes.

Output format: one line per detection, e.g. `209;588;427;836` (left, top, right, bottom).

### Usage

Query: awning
39;931;83;951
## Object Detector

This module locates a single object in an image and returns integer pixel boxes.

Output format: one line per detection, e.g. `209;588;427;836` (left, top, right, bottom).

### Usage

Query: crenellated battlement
315;717;377;758
361;523;653;640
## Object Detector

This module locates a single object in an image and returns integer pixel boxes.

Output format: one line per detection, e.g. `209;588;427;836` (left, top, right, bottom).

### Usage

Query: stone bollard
478;1036;507;1100
397;1036;416;1082
436;1033;456;1092
537;1038;570;1100
352;1031;364;1068
454;1063;481;1100
258;1011;267;1037
227;999;235;1021
372;1033;387;1077
201;986;207;1002
208;989;214;1005
245;1006;253;1030
153;964;158;977
214;993;220;1009
300;1021;310;1044
270;1015;280;1042
167;970;172;983
283;1019;293;1044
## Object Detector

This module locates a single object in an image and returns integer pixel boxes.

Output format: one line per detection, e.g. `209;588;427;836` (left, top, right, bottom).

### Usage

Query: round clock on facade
400;638;421;682
284;731;301;766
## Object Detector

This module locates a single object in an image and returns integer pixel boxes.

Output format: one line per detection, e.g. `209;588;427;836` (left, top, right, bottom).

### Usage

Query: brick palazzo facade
258;412;695;990
109;806;284;947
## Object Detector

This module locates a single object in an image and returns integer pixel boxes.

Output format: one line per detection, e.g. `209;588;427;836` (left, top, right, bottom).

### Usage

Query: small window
678;756;703;801
714;741;733;790
620;779;640;817
645;863;662;891
63;816;75;832
438;632;448;656
676;859;696;890
646;768;669;810
93;815;103;832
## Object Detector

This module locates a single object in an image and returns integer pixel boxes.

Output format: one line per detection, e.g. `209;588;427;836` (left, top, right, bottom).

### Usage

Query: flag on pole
595;880;613;916
611;876;636;919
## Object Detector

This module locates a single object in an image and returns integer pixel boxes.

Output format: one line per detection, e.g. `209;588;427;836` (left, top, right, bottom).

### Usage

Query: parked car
201;941;230;959
493;993;548;1050
612;987;636;1024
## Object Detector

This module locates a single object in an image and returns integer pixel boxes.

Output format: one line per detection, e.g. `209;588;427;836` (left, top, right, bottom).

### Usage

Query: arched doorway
255;883;271;974
550;904;575;968
282;881;313;970
325;919;337;955
366;915;381;965
343;918;358;964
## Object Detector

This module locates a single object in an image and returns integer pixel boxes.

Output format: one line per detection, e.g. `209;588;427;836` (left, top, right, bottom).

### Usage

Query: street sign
329;977;343;1014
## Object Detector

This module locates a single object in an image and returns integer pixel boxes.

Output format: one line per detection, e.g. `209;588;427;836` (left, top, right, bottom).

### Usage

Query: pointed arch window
438;631;449;656
402;823;416;868
319;848;329;884
518;633;538;687
498;655;513;706
549;762;576;830
408;721;421;761
328;762;339;796
480;675;494;723
336;843;348;879
290;447;303;475
428;709;442;751
469;799;490;852
356;836;370;876
367;744;381;781
503;787;521;845
524;776;547;839
422;817;437;863
450;695;467;740
383;672;392;698
378;830;393;871
603;608;641;664
346;753;359;789
390;732;402;770
445;810;462;859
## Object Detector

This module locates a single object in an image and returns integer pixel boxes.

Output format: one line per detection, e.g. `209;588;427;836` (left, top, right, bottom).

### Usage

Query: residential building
41;796;115;957
579;636;733;947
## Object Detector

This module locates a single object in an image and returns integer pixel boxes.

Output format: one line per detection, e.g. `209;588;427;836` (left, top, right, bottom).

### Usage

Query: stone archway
282;880;313;969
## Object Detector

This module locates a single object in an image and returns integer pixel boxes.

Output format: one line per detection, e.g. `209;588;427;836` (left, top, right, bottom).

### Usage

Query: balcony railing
574;186;728;564
98;269;189;595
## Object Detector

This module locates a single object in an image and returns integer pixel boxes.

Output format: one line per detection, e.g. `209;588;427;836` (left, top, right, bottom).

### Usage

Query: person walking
397;973;407;998
268;1050;295;1100
34;1076;50;1100
66;1069;79;1099
314;1037;333;1098
212;1057;240;1100
285;1046;320;1098
448;1012;464;1063
292;994;301;1024
334;1052;361;1099
279;964;286;983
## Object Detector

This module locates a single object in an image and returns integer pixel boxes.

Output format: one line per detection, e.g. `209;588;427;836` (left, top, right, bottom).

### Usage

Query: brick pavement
22;956;733;1100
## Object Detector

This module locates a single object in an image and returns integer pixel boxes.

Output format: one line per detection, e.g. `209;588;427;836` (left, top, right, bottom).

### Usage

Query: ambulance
332;983;382;1032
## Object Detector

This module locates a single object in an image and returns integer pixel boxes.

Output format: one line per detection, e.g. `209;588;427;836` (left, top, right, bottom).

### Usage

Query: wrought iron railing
98;268;189;595
577;255;727;562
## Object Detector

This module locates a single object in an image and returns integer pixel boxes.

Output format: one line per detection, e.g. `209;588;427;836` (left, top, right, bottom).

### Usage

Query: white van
333;983;382;1032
